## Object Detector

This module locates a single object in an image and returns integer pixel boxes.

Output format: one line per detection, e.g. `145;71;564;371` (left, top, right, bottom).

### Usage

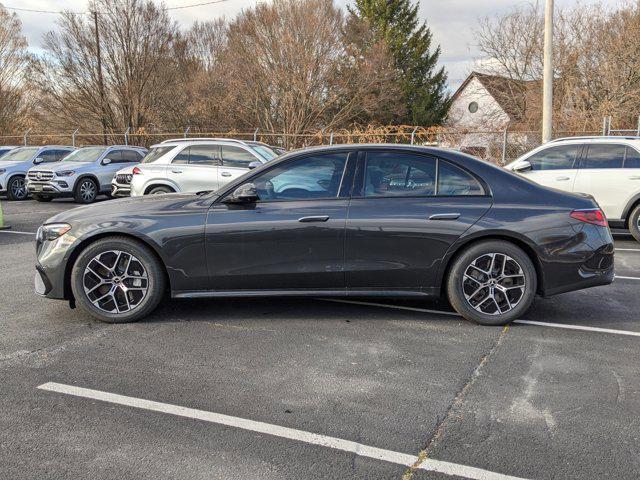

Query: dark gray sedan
34;145;614;325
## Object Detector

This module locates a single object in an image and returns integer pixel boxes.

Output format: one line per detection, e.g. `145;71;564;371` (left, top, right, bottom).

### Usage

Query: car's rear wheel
7;176;28;200
74;178;98;204
446;240;537;326
629;204;640;243
148;186;173;195
33;195;53;202
70;237;166;323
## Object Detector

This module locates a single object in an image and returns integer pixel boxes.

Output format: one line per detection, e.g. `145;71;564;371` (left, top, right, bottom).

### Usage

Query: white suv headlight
0;168;6;174
56;170;75;177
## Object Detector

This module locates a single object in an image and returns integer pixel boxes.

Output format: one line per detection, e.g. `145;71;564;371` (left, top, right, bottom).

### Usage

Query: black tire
6;176;28;201
33;195;53;202
74;178;98;204
629;204;640;243
148;186;173;195
70;236;166;323
446;240;537;326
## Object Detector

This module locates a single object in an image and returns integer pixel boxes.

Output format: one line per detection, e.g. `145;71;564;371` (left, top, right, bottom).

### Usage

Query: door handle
429;213;460;220
221;172;232;177
556;176;571;181
171;170;183;174
298;215;329;223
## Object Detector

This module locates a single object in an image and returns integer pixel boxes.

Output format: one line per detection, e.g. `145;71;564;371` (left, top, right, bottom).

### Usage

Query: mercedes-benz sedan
34;145;614;326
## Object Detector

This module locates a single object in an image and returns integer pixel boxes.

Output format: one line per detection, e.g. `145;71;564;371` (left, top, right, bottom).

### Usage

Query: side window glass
121;150;142;163
40;150;59;163
55;150;72;161
250;153;348;201
438;161;484;196
222;146;257;168
188;145;220;166
106;150;124;163
364;152;436;197
624;147;640;168
582;144;624;169
527;145;578;170
172;147;190;165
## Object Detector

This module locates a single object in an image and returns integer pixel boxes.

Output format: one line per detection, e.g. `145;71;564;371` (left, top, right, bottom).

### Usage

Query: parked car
0;146;19;158
127;139;276;196
35;144;614;326
0;146;75;200
26;145;147;204
506;136;640;242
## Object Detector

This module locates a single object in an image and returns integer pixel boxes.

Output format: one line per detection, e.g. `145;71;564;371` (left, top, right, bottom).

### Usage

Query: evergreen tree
348;0;450;125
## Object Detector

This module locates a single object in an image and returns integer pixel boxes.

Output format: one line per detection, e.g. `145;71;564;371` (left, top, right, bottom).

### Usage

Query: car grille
115;173;133;184
28;170;54;182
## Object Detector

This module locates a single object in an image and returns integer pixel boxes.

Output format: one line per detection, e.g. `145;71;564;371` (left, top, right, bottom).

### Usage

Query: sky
6;0;622;91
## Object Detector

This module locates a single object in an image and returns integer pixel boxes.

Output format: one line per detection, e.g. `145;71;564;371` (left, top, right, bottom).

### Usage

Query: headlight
56;170;75;177
0;168;5;174
37;223;72;241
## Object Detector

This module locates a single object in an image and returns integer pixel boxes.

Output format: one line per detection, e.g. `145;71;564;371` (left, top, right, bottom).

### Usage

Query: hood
35;161;91;173
44;192;217;225
0;160;32;170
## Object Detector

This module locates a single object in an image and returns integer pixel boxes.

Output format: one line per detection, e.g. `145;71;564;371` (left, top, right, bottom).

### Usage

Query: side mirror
225;183;259;203
248;161;262;170
101;158;112;165
33;157;43;164
512;160;532;172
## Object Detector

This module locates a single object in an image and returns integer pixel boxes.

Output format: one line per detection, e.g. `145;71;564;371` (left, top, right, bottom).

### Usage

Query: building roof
452;71;538;122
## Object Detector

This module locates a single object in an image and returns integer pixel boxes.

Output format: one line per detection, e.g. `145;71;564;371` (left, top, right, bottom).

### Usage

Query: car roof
547;136;640;146
152;138;257;148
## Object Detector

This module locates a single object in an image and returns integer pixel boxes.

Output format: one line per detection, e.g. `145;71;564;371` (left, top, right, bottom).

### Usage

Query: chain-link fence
0;126;612;165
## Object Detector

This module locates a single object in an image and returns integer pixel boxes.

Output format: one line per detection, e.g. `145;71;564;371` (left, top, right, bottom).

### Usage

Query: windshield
62;147;106;163
142;146;175;163
0;147;39;162
252;145;277;161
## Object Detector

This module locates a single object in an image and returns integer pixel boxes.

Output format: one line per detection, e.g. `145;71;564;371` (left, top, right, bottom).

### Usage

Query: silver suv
26;145;147;203
0;146;75;200
126;139;277;196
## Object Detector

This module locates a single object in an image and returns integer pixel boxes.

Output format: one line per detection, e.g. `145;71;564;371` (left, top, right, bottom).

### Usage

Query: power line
3;0;233;15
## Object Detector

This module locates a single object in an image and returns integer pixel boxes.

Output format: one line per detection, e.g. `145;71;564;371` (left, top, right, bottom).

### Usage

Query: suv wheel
74;178;98;204
148;186;173;195
71;237;166;323
629;204;640;243
7;176;28;200
33;195;53;202
446;240;537;326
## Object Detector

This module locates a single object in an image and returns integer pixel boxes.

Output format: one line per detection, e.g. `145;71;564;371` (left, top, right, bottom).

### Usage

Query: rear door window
221;146;257;168
624;147;640;168
437;161;484;196
364;152;436;197
526;145;579;170
188;145;220;166
581;144;625;169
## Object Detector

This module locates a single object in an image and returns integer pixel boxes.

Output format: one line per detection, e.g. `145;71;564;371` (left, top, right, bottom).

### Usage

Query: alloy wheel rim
11;177;27;199
462;253;526;316
83;250;149;314
80;181;96;201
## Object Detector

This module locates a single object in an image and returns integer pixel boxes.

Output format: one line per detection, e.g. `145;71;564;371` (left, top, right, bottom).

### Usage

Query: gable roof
451;72;538;122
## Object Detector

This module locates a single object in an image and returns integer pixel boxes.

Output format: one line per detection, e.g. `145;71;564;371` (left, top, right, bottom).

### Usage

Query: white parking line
320;299;640;338
616;248;640;252
0;230;35;235
37;382;528;480
616;275;640;281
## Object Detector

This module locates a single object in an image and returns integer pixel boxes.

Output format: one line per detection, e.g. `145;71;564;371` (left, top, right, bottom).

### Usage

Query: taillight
570;208;607;227
132;166;142;175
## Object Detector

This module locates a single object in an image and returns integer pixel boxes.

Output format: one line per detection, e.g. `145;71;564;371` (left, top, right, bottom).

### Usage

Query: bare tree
0;5;32;133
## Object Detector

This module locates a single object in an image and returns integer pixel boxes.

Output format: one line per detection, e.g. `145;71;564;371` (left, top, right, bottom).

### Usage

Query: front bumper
27;180;74;197
111;182;131;197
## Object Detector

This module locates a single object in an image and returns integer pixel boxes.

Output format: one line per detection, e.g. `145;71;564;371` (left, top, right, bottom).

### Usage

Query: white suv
507;136;640;241
125;139;277;196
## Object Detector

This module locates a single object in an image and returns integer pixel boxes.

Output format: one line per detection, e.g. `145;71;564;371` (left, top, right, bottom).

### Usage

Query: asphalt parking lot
1;198;639;480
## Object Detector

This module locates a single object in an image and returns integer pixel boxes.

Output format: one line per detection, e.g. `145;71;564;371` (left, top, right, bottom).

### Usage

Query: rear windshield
142;146;175;163
62;147;107;163
0;147;39;162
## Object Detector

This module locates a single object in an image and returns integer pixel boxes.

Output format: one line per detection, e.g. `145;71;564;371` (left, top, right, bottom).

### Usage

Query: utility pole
542;0;554;143
93;11;108;145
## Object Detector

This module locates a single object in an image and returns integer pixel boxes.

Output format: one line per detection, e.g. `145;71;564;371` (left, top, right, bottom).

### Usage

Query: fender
142;179;180;194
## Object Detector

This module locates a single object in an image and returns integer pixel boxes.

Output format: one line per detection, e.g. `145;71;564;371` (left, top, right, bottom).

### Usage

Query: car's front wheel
74;178;98;204
70;237;166;323
7;176;28;200
446;240;537;326
629;204;640;243
148;186;173;195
